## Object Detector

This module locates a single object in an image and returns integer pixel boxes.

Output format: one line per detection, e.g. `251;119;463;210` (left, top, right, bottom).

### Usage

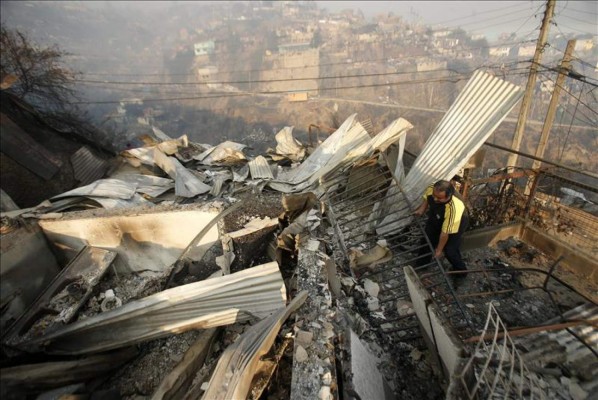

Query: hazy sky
317;1;598;40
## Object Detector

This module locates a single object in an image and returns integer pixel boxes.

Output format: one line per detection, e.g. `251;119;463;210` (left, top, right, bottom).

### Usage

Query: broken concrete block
396;299;414;316
363;279;380;298
296;330;314;346
341;277;356;290
296;345;309;363
322;371;332;386
569;380;588;400
367;297;380;311
344;329;394;400
318;385;332;400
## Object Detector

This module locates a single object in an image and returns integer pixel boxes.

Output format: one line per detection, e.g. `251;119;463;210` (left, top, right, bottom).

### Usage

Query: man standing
413;180;469;275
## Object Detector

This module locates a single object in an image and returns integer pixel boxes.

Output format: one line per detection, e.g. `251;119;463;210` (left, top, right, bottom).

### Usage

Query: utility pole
507;0;556;168
532;39;576;169
524;39;576;195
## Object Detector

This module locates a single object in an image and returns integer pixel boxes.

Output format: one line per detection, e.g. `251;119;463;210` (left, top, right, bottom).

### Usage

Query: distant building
432;30;452;38
489;46;511;57
197;66;219;82
416;59;448;72
194;41;215;56
575;38;595;52
518;44;536;57
287;92;308;102
278;42;311;54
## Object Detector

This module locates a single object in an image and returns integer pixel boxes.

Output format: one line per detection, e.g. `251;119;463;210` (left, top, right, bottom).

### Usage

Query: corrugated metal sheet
24;262;286;355
403;70;524;202
270;115;413;193
52;179;137;200
248;156;274;180
0;113;62;180
71;146;110;186
275;126;305;161
517;303;598;396
360;117;375;136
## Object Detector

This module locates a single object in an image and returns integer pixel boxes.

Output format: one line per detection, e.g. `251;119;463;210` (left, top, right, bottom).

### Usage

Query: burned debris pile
1;71;596;400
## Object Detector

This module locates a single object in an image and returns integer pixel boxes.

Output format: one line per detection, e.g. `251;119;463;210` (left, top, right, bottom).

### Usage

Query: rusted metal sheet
70;146;110;185
0;113;62;180
403;70;524;202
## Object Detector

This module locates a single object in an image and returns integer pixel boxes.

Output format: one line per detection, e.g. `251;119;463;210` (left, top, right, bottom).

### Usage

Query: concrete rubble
1;71;597;400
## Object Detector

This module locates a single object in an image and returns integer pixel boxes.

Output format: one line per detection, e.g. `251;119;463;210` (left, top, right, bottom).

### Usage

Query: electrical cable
70;68;540;105
78;40;538;78
538;71;598;118
565;7;598;17
74;64;534;87
559;83;586;163
552;20;598;35
426;2;532;27
558;12;598;25
428;5;538;33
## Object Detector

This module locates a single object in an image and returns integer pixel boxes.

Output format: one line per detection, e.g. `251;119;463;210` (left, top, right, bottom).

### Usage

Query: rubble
1;70;596;400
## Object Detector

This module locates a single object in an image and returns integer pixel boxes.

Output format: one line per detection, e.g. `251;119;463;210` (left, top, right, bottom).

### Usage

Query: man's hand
434;248;443;258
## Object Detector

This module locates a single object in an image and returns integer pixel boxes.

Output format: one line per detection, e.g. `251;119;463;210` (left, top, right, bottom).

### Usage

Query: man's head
432;180;454;203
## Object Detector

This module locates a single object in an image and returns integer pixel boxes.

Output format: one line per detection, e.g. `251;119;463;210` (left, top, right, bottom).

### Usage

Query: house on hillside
194;40;215;56
489;46;511;58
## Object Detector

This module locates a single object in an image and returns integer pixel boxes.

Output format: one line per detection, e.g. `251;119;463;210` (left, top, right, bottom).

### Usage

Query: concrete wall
0;224;60;333
462;222;523;251
462;221;597;284
404;267;468;381
39;208;220;273
522;225;598;285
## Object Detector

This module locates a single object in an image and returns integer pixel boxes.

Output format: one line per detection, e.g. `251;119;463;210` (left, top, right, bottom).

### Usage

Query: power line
466;15;541;34
74;69;461;86
427;2;532;27
546;43;598;70
552;19;598;35
566;7;598;17
76;69;536;100
558;82;586;163
477;11;541;71
534;61;598;87
558;12;598;25
78;40;536;78
560;103;598;129
75;63;534;87
73;68;539;105
432;6;537;32
539;71;598;117
69;75;468;105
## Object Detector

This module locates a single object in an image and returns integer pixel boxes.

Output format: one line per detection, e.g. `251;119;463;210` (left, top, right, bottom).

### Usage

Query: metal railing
463;167;598;256
458;303;547;399
322;155;474;343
